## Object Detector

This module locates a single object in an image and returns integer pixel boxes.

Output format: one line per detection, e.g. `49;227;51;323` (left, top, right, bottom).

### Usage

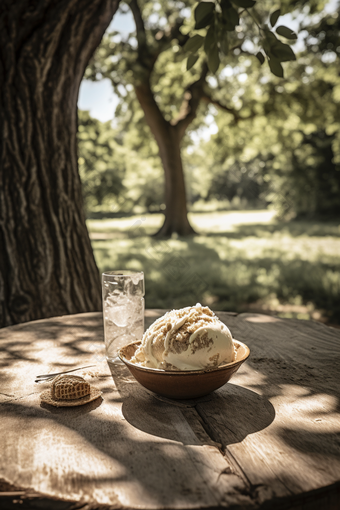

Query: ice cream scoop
132;304;235;371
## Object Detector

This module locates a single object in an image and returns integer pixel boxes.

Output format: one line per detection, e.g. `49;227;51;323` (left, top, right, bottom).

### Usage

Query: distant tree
0;0;120;327
86;0;298;236
78;110;126;212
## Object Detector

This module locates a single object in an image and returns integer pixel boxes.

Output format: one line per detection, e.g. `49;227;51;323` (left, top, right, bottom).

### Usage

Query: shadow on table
107;361;275;446
2;311;340;508
0;312;104;389
40;395;104;414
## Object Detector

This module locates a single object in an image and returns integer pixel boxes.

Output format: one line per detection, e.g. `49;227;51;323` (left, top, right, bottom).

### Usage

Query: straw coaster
40;387;102;407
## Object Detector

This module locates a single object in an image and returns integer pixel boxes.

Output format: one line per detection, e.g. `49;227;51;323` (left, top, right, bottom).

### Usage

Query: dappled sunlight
271;386;340;433
2;382;250;507
87;213;163;237
1;306;340;506
245;315;281;323
229;362;268;391
189;209;277;234
27;411;128;504
0;314;105;397
88;210;340;324
2;309;249;505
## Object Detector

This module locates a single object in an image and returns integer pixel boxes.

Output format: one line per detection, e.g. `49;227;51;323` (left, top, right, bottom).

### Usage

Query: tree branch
134;79;170;146
201;94;240;123
172;63;209;140
201;93;257;124
128;0;149;65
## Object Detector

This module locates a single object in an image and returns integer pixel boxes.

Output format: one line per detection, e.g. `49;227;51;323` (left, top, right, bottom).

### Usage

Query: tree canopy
80;0;339;222
205;5;340;217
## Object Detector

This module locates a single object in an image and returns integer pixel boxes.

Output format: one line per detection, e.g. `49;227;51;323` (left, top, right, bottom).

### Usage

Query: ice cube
130;272;143;286
107;304;131;327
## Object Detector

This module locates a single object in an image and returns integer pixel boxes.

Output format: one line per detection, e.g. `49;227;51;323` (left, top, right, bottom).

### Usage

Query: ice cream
132;303;235;371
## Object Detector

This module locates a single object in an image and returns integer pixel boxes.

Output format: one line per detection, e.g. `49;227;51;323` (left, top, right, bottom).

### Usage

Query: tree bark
134;80;196;237
155;126;196;237
0;0;119;327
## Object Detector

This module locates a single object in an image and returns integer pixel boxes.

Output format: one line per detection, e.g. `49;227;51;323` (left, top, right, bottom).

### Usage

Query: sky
78;10;133;122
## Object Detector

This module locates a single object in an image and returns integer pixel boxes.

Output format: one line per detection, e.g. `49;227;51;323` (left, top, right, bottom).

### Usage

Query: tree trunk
134;81;196;237
0;0;119;327
155;126;196;237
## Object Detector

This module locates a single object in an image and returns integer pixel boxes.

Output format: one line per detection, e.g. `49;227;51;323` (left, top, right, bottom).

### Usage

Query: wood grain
0;310;340;509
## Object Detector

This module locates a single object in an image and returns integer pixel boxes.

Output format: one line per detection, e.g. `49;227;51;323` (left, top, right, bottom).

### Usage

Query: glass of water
102;270;145;362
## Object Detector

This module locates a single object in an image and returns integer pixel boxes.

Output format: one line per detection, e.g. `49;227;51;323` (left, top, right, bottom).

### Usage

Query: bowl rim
118;338;250;375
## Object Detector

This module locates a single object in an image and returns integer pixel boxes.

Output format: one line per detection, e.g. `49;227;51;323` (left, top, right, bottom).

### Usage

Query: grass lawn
87;210;340;325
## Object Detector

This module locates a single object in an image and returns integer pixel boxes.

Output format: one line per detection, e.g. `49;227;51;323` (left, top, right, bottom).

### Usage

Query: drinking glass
102;270;145;362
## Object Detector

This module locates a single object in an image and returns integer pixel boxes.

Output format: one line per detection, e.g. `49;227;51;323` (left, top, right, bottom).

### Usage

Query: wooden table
0;310;340;510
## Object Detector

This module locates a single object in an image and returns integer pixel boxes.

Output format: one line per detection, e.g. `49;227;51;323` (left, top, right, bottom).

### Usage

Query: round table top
0;310;340;509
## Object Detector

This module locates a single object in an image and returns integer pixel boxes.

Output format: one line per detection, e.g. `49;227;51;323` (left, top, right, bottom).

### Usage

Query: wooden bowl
118;339;250;400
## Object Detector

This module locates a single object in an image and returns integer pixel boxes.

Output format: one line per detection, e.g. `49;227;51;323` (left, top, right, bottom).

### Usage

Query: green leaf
270;41;296;62
187;53;199;71
204;24;216;53
276;25;297;40
195;13;214;29
231;0;256;7
183;35;204;53
255;51;265;65
195;2;215;29
195;1;215;23
262;39;271;55
220;33;229;55
263;30;296;62
207;44;220;73
229;7;240;26
222;5;239;31
270;9;281;28
264;29;278;43
268;57;284;77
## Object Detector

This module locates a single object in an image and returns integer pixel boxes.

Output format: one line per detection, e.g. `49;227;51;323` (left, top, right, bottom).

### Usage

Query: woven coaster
40;387;102;407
